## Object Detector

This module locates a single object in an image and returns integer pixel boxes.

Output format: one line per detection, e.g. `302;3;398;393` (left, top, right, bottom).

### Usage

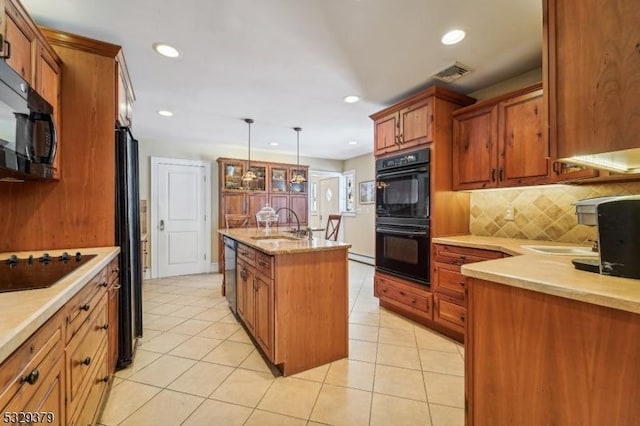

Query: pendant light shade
241;118;257;182
290;127;306;184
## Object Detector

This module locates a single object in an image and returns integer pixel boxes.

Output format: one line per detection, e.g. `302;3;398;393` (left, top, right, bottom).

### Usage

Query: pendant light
290;126;306;184
241;118;257;182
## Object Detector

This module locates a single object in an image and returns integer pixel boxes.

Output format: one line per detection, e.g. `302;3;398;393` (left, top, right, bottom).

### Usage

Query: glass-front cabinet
289;167;308;193
221;159;245;191
270;166;288;193
245;162;267;192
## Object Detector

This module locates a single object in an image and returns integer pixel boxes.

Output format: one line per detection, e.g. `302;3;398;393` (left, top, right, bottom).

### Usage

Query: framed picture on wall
359;180;375;204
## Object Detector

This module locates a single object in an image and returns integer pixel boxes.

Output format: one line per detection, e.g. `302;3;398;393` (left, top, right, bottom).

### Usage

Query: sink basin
250;234;300;242
521;245;598;256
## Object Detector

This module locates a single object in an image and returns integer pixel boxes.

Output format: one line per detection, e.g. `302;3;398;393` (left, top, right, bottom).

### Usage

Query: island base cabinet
466;278;640;426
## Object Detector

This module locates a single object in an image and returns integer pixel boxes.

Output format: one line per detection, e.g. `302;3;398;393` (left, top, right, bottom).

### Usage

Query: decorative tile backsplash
470;182;640;243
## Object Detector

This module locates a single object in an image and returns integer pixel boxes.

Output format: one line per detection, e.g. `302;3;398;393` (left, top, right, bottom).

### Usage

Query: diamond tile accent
470;182;640;242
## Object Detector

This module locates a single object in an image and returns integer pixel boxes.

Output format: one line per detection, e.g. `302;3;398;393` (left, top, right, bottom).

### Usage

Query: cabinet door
374;113;398;155
453;105;498;190
248;193;268;226
221;193;247;216
432;262;465;301
254;274;273;360
289;167;308;194
270;166;288;193
36;43;61;179
289;195;308;226
5;6;35;83
236;261;252;331
400;98;432;147
219;159;247;191
245;162;267;192
433;294;465;335
548;0;640;159
498;90;549;187
107;282;119;373
269;194;289;225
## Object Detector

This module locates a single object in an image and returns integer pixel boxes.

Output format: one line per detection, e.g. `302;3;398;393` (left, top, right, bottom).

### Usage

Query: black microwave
0;60;57;180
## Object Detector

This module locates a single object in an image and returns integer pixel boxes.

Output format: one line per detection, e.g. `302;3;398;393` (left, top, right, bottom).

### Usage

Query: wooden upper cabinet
374;112;398;155
373;97;433;156
498;89;548;187
35;42;61;178
453;105;498;190
399;97;432;148
452;83;548;190
546;0;640;160
4;0;35;83
116;54;134;127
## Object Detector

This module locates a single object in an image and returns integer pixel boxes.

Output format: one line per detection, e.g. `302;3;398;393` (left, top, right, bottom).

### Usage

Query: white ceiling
23;0;542;160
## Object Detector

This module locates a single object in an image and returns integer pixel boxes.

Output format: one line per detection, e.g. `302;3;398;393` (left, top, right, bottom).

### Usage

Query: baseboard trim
348;252;374;266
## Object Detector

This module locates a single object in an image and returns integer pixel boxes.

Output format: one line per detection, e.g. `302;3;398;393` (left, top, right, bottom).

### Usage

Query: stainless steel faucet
275;207;301;236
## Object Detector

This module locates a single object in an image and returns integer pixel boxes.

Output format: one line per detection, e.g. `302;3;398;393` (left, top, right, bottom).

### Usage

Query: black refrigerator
115;126;143;369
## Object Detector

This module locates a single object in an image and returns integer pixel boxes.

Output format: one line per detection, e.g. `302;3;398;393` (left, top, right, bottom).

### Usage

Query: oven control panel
376;148;430;171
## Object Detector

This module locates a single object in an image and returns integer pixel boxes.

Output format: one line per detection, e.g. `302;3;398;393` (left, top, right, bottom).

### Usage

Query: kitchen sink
521;245;598;256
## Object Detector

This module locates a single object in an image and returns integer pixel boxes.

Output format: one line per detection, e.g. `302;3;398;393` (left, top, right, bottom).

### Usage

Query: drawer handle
81;357;92;366
459;281;465;286
99;280;108;287
459;255;466;260
382;288;388;293
411;298;416;304
80;303;91;311
460;314;466;322
113;284;122;290
100;376;109;383
399;291;406;296
22;369;39;385
258;261;268;268
101;323;109;330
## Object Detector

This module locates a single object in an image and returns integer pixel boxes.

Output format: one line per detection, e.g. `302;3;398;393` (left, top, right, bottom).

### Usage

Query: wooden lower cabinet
227;239;348;376
0;258;118;426
466;277;640;425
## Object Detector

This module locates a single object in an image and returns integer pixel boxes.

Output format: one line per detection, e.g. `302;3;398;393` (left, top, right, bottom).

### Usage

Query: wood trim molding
370;86;475;120
39;26;121;58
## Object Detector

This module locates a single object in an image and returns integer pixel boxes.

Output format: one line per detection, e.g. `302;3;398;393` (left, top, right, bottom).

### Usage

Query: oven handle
376;165;428;179
376;226;429;237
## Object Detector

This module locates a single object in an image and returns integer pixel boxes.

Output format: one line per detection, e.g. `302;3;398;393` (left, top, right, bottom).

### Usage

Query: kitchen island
432;235;640;426
219;228;351;376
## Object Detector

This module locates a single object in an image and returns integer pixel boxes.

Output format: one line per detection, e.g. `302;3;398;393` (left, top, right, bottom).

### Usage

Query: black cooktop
1;252;97;293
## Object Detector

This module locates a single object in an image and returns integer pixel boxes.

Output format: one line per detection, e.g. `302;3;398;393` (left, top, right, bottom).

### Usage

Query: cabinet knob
411;298;416;304
382;288;388;293
22;369;39;385
81;357;92;366
100;376;109;383
99;280;108;287
459;281;465;287
101;323;109;330
80;303;91;311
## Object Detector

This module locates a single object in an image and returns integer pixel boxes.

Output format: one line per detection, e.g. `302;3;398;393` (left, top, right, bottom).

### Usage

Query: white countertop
432;235;640;314
0;247;120;364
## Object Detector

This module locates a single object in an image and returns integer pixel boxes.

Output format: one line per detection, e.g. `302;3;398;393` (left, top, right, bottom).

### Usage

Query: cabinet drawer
255;252;273;279
66;297;108;417
433;263;466;301
107;257;119;285
434;294;465;332
433;244;502;266
66;268;108;342
237;243;256;265
69;345;108;426
375;275;430;313
0;309;65;410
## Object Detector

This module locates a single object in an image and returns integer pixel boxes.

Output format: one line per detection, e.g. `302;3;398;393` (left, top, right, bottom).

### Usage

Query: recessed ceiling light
348;140;358;145
343;95;360;104
153;43;180;58
441;29;466;45
269;142;279;146
157;110;173;117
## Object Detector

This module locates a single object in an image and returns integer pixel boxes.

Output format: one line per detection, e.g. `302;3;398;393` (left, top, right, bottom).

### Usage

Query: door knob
159;219;165;231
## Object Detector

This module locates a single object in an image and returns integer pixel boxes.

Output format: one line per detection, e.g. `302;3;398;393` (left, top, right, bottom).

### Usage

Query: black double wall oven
375;148;431;285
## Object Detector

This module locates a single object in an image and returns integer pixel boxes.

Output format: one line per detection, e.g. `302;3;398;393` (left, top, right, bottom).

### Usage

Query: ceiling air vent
432;62;472;83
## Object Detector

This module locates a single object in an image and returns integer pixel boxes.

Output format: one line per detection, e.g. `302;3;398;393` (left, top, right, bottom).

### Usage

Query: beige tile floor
99;261;464;426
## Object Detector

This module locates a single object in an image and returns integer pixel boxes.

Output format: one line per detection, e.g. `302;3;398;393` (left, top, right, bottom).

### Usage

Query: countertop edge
0;247;120;364
219;228;351;255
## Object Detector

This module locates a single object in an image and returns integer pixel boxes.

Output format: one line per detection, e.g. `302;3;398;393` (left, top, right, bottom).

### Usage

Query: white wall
138;137;344;266
469;67;542;100
343;153;375;259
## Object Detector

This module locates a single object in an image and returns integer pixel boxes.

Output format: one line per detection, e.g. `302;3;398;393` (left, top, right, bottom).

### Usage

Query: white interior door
319;177;340;235
152;158;211;278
